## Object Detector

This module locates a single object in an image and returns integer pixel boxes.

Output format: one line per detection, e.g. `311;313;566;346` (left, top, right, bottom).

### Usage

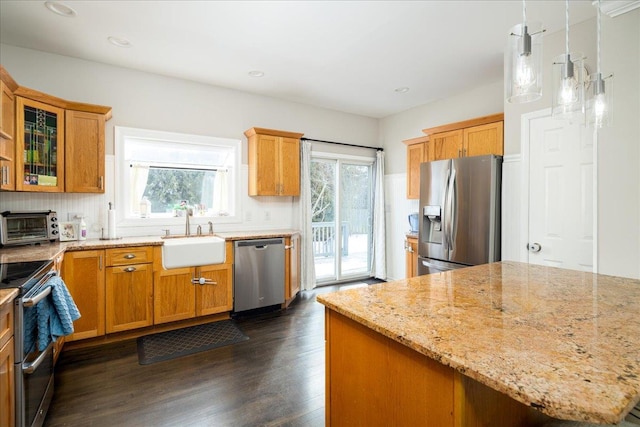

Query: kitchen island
317;261;640;426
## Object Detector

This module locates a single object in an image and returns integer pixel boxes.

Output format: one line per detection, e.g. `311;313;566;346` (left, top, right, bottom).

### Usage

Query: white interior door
528;113;594;271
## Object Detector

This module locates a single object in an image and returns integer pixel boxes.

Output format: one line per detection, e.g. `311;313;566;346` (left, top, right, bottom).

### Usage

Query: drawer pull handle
124;267;137;273
124;254;136;259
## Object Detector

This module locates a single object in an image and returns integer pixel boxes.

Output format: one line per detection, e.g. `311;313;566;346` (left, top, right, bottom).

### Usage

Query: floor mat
136;320;249;365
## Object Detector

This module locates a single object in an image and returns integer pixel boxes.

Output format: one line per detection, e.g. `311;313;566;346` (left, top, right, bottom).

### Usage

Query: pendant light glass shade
587;0;613;128
505;21;544;103
552;1;586;122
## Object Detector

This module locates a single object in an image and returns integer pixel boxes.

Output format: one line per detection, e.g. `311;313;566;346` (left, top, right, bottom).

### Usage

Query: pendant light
505;0;544;103
552;0;586;122
588;0;613;128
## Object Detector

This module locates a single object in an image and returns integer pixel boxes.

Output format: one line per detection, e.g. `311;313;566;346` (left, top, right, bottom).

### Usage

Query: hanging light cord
597;0;601;74
565;0;570;55
522;0;526;24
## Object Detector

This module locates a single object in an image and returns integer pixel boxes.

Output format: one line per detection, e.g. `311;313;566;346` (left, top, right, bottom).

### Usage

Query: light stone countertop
0;230;300;263
316;261;640;425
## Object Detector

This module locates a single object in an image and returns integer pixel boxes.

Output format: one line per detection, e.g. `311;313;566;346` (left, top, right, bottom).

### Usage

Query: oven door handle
23;285;52;308
22;272;57;307
23;342;54;374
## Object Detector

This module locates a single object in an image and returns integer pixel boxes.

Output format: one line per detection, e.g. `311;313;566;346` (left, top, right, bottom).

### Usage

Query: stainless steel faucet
208;221;214;235
185;208;193;236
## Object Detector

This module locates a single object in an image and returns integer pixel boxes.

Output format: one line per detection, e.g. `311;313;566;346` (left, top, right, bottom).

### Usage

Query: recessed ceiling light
248;70;265;78
394;87;410;94
44;1;77;17
108;36;132;48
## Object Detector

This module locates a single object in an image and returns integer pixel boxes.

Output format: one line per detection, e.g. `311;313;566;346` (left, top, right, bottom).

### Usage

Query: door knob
527;242;542;253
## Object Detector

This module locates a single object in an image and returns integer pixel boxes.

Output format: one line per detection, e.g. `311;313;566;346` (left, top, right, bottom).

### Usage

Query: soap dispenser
78;216;87;241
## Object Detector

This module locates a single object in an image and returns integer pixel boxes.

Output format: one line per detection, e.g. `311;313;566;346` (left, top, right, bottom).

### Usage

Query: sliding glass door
311;156;373;284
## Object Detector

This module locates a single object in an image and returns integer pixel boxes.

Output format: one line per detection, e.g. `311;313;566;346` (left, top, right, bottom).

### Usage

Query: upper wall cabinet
0;66;18;191
425;113;504;162
403;113;503;199
403;135;430;199
244;127;304;196
0;67;112;193
15;97;66;192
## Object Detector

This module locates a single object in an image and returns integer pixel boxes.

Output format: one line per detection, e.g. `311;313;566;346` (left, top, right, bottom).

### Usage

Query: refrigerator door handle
444;167;456;251
447;168;457;251
442;166;451;251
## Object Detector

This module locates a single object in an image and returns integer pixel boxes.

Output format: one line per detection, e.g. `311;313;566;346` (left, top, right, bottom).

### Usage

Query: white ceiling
0;1;604;118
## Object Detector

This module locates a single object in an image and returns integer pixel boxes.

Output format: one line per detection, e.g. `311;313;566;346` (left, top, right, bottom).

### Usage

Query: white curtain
212;169;228;214
299;141;316;290
371;150;386;280
130;164;149;215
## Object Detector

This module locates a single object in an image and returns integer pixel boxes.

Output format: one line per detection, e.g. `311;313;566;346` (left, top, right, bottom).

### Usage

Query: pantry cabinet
152;241;234;324
105;247;154;333
244;127;304;196
62;250;105;341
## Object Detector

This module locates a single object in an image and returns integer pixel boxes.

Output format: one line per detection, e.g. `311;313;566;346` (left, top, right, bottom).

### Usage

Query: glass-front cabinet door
16;97;65;192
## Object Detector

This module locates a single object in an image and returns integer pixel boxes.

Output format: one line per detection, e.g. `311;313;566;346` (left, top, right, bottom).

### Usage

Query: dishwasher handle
235;238;284;247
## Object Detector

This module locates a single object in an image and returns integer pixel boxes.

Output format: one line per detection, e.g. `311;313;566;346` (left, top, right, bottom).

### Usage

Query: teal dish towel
37;275;81;351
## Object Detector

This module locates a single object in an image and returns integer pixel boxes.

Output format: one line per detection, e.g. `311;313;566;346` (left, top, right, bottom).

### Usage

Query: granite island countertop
316;261;640;424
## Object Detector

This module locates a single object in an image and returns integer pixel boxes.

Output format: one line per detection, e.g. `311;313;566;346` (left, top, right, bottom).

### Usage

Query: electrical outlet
68;212;83;221
264;211;271;221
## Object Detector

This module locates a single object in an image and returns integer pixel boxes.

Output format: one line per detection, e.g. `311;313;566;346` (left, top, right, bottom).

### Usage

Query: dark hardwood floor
44;283;366;427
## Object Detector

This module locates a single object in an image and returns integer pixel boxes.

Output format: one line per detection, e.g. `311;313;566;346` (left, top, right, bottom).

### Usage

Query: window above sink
115;126;241;224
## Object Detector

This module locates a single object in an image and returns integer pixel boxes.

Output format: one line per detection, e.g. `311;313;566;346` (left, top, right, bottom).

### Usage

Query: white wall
0;44;379;239
502;12;640;279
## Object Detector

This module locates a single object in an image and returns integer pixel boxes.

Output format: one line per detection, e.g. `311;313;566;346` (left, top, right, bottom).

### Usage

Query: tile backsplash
1;156;298;239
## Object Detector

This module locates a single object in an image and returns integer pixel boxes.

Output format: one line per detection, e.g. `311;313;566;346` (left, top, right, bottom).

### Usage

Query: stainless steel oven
1;259;57;427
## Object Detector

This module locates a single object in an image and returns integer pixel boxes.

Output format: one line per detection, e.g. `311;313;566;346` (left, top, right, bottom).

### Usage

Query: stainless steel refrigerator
417;154;502;275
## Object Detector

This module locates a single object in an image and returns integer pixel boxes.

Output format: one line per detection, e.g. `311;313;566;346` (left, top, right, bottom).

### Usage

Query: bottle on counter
140;197;151;218
78;216;87;241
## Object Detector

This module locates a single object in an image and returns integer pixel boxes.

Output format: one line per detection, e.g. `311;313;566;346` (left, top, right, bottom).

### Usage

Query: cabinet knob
124;266;137;273
124;254;136;259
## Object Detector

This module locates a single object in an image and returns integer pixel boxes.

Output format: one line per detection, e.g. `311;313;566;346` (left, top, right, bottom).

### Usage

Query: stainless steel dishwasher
233;238;285;312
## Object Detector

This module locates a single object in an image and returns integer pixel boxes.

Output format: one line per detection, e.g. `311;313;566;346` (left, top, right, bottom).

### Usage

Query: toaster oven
0;211;59;247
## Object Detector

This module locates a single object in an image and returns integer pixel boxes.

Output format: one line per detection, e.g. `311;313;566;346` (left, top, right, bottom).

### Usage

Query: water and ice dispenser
422;205;443;244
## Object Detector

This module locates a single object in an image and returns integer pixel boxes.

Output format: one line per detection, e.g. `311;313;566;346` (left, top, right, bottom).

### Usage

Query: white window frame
115;126;242;227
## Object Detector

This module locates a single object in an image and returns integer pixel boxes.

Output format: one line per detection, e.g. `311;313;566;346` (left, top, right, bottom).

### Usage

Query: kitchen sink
161;235;226;269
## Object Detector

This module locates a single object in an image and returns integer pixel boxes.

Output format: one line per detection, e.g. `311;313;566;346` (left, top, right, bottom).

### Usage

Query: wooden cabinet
405;236;418;278
0;292;15;427
62;250;105;341
285;233;301;306
0;337;14;427
0;67;17;191
244;127;304;196
153;241;234;325
105;247;154;333
0;66;111;193
423;114;504;162
65;110;105;193
404;135;430;199
324;309;551;426
15;97;65;192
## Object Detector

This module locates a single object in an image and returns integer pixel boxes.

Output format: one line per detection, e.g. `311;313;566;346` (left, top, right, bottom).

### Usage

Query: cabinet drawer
0;297;13;350
106;247;153;266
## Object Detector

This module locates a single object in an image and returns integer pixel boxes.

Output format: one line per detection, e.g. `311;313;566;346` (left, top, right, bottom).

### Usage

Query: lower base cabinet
62;250;105;341
152;242;234;325
405;236;418;278
1;294;14;427
105;263;153;333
